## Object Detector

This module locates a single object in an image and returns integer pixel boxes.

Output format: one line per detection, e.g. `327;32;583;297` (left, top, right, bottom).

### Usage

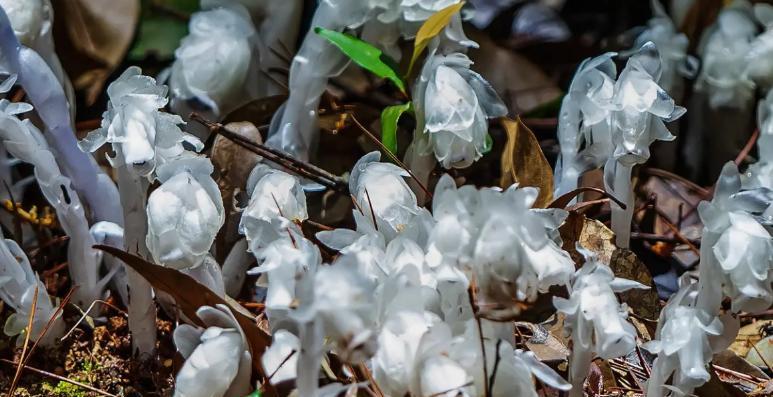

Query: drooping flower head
173;304;252;397
697;162;773;313
554;245;648;397
169;2;257;116
414;52;507;169
80;66;203;177
146;156;225;269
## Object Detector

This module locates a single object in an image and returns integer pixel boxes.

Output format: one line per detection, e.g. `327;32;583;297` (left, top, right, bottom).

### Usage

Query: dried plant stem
8;285;38;397
0;359;117;397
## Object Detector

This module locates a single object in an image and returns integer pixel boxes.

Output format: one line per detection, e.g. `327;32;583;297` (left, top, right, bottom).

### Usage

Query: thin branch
0;359;118;397
190;113;347;192
347;113;433;200
735;128;760;166
467;279;490;397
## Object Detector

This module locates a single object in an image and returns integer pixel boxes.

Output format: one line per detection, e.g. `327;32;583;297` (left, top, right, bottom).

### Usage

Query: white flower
169;3;256;116
80;66;203;177
609;41;685;166
554;245;648;397
698;162;773;313
555;51;617;196
696;1;757;109
239;164;308;251
248;228;321;313
743;4;773;89
410;322;475;397
348;151;423;240
146;156;224;268
0;0;44;47
262;329;300;385
173;305;252;397
0;233;64;345
644;279;729;397
415;52;507;169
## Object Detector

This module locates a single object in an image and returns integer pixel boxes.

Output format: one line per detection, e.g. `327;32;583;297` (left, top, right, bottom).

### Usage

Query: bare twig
190;113;347;192
61;299;127;341
735;128;760;166
347;113;433;199
0;359;117;397
467;279;490;397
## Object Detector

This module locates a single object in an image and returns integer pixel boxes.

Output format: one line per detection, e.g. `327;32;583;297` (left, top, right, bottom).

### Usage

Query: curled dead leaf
499;117;553;208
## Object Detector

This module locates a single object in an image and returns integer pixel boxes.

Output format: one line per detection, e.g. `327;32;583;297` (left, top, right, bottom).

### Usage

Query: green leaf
380;102;413;154
483;134;493;154
314;27;406;94
243;391;262;397
407;1;466;77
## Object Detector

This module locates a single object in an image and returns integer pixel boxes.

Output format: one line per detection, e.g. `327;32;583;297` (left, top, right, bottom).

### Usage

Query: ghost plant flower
554;52;617;197
644;278;730;397
554;245;648;397
696;162;773;314
0;230;64;345
413;52;507;169
173;304;252;397
606;41;685;248
147;156;225;269
169;2;257;119
239;164;308;251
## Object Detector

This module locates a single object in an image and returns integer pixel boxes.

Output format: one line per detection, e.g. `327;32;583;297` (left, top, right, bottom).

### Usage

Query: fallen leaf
94;245;272;379
746;336;773;370
500;117;553;208
730;320;773;358
559;211;616;266
713;349;770;380
53;0;140;105
610;249;662;322
407;1;465;75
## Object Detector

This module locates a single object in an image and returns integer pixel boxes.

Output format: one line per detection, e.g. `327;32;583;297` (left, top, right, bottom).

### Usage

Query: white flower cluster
211;152;578;397
554;246;648;397
413;53;508;169
555;41;685;247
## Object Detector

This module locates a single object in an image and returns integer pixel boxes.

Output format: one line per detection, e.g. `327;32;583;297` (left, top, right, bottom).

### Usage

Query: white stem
695;231;722;316
568;338;593;397
116;166;156;357
611;162;633;249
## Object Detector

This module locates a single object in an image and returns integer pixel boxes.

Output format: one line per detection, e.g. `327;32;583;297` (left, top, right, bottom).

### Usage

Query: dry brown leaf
500;117;553;208
730;320;773;358
713;349;770;380
53;0;140;105
559;211;615;266
610;249;662;322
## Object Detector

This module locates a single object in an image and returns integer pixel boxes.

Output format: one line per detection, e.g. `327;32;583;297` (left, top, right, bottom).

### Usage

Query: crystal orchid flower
606;41;685;248
644;278;731;397
413;52;508;169
695;1;757;109
147;156;225;269
554;245;648;397
81;66;204;176
0;229;64;346
0;90;110;309
173;304;253;397
169;2;258;119
239;164;308;251
554;51;617;198
696;162;773;314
